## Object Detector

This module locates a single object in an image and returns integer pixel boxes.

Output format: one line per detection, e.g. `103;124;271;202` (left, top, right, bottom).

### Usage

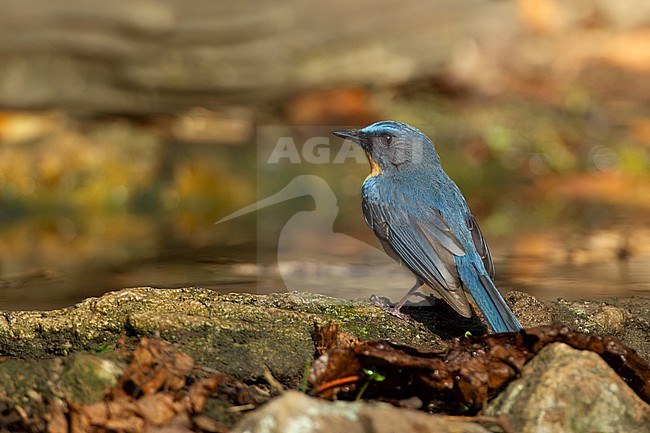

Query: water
1;229;648;311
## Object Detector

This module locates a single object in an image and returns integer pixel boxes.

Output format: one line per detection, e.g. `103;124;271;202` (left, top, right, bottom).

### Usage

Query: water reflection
1;225;649;311
1;109;649;310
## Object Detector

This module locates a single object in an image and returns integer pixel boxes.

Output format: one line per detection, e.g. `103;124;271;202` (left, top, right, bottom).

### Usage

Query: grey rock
487;343;650;433
231;391;490;433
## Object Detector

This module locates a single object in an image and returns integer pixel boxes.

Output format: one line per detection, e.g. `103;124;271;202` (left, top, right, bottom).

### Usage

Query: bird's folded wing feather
363;197;472;317
466;214;495;278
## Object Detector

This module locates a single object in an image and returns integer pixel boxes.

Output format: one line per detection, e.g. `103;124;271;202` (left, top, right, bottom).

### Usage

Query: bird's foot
422;293;437;307
369;294;411;321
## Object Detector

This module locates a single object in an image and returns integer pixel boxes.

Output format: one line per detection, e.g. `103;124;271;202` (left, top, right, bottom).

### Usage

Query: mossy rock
0;288;444;385
0;288;647;389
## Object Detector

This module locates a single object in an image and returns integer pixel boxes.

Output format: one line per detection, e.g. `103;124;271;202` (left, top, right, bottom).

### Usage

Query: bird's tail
465;262;522;333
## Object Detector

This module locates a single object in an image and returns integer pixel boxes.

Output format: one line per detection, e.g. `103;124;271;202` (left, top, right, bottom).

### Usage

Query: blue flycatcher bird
332;121;521;333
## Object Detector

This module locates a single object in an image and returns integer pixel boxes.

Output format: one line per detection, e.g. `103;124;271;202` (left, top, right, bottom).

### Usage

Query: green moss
61;353;124;404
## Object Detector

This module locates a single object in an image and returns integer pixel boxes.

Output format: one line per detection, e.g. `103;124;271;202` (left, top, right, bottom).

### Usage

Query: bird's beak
331;129;361;144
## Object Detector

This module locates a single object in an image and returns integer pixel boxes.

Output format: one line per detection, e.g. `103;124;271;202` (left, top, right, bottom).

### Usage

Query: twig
262;365;284;394
438;415;514;433
313;375;360;394
225;403;256;413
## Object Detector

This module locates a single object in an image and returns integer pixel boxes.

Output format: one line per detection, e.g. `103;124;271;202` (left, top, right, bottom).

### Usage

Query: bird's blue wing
362;195;473;317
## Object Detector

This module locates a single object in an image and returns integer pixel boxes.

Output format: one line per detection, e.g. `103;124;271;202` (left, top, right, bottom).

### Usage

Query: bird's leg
393;280;423;312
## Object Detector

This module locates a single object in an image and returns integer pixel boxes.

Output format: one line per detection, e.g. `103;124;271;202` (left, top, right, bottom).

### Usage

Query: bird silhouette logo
216;174;413;299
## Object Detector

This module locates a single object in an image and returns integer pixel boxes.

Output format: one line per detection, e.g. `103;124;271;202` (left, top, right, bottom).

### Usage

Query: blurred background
0;0;649;310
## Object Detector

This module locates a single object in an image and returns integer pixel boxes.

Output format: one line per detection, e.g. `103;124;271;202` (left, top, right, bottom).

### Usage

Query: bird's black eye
379;134;393;146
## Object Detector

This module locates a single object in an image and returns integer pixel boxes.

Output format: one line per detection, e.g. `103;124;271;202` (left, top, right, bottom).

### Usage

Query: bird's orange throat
365;152;382;179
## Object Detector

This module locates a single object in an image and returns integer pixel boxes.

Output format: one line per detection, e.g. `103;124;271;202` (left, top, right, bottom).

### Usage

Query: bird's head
332;121;438;177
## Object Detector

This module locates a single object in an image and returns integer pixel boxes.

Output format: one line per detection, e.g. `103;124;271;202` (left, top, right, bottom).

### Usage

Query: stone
61;353;124;404
231;391;490;433
487;343;650;433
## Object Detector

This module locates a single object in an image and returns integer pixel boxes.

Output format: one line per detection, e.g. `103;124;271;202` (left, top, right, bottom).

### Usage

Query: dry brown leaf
115;338;194;398
192;414;230;433
313;322;362;356
136;393;181;426
103;417;145;432
47;337;265;432
310;324;650;412
45;402;68;433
